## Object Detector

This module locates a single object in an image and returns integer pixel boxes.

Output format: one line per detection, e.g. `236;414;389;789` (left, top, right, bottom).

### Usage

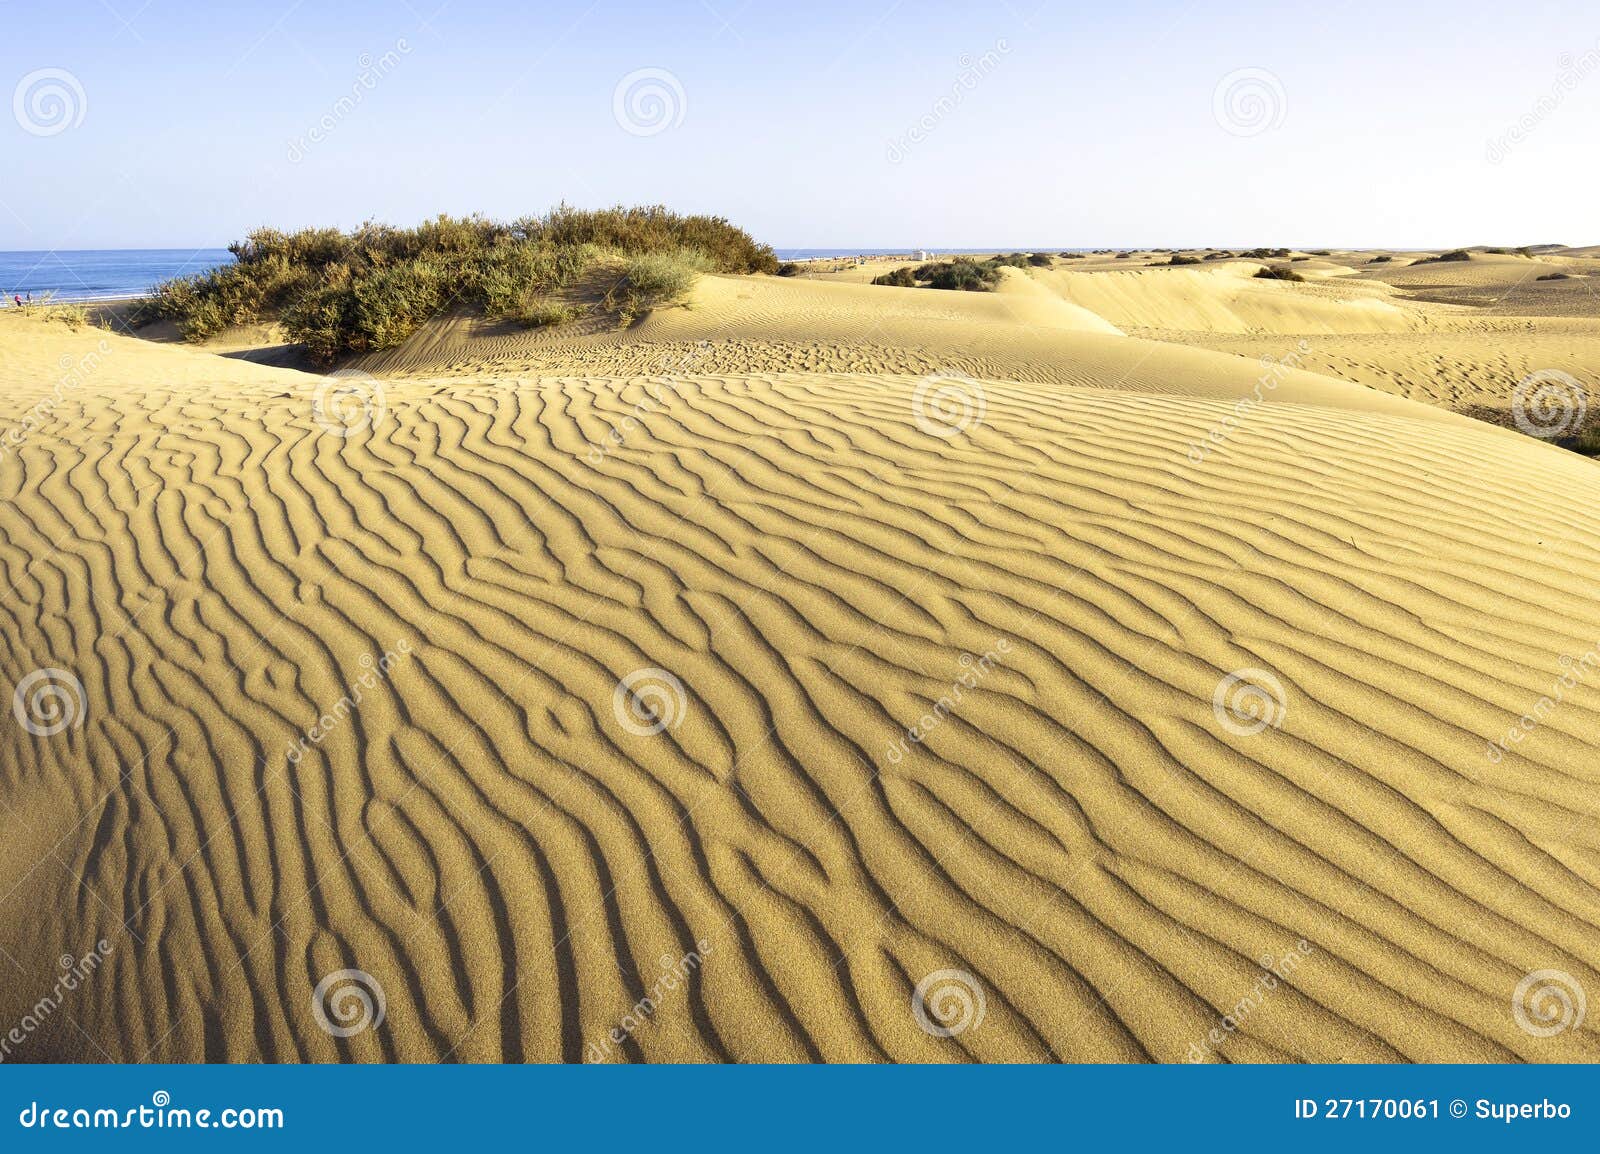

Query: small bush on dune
1254;265;1305;282
1240;247;1290;259
776;262;803;277
1026;253;1052;267
871;266;918;287
143;206;774;363
610;249;712;320
1425;249;1472;263
1537;272;1572;281
1167;254;1201;266
1369;254;1394;263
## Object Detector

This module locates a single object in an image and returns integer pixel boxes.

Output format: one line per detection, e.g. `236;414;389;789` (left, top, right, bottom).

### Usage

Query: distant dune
2;247;1598;1061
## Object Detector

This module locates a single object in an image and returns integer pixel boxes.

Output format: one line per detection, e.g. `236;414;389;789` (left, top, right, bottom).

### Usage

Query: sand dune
3;293;1599;1062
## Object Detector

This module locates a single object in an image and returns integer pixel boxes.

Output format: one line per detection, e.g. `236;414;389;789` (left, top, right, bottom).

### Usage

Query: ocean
0;249;234;304
0;246;1088;304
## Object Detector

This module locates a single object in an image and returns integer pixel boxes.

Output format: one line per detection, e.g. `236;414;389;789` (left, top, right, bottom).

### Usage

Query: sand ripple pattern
3;366;1600;1063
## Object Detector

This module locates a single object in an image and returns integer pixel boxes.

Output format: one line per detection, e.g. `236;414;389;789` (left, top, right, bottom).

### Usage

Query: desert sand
2;249;1598;1062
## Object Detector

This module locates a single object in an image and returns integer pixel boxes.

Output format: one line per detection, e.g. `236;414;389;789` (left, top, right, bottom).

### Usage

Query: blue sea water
0;249;234;304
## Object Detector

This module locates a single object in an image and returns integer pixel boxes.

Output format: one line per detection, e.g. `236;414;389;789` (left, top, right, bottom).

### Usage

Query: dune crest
3;312;1599;1062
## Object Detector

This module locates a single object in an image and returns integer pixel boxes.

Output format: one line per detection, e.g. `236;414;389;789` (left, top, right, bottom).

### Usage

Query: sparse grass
1254;265;1305;282
608;248;712;322
140;206;775;364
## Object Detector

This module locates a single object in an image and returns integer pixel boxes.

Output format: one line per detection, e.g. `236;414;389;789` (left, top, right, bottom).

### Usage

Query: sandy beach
2;245;1598;1061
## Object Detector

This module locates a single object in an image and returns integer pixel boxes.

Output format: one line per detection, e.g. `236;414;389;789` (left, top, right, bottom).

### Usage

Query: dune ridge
3;310;1600;1062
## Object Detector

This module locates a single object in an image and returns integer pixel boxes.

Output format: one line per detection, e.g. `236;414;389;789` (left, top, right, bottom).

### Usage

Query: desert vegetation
1254;265;1306;282
870;252;1041;292
138;206;776;363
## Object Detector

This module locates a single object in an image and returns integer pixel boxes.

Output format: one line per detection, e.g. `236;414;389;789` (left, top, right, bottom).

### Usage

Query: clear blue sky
4;0;1597;250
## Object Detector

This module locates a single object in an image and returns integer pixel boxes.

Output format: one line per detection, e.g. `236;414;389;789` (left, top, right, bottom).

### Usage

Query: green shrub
776;262;803;277
871;266;918;287
1254;265;1305;282
610;248;712;319
142;206;773;363
1369;255;1394;263
1167;254;1201;266
1027;253;1052;267
1425;249;1472;263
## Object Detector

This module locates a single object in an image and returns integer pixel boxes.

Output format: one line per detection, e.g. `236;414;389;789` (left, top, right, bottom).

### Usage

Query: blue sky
3;0;1597;249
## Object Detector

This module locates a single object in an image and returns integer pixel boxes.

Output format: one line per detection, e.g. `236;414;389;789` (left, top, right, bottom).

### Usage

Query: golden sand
1;250;1597;1061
